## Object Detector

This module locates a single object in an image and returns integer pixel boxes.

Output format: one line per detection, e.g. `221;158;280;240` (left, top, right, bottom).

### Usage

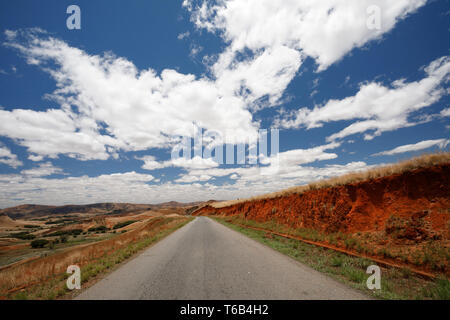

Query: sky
0;0;449;208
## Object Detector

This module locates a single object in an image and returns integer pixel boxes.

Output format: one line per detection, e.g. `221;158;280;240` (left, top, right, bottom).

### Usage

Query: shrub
45;229;82;237
12;232;36;240
45;218;75;225
113;220;137;230
88;226;109;232
30;239;50;248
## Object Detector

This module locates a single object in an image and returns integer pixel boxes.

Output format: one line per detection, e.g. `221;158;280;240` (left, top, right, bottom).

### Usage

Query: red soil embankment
195;164;449;242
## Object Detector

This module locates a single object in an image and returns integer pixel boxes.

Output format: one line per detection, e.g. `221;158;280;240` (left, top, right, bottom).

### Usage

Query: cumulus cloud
1;1;427;161
136;155;165;170
0;145;22;168
3;29;258;160
441;108;450;117
176;173;213;183
174;160;374;198
137;155;219;171
373;139;449;156
175;142;341;184
279;56;450;141
171;156;220;169
214;45;302;109
184;0;427;71
20;162;64;177
0;108;113;160
0;160;375;208
0;171;155;208
28;154;45;162
0;2;439;207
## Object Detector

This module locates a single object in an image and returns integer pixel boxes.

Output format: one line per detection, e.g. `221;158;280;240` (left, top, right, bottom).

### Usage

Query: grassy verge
212;216;449;300
9;217;193;300
214;214;448;275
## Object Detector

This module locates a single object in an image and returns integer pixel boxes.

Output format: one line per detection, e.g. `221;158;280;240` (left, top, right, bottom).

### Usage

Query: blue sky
0;0;449;207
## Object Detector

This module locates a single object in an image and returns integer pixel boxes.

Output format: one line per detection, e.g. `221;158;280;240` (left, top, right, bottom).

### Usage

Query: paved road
76;217;368;299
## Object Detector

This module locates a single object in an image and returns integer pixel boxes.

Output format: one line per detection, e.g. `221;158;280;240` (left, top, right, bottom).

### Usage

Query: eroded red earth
195;164;450;274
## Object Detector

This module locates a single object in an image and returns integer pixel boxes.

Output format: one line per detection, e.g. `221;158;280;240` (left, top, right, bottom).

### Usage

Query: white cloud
0;171;155;208
0;108;113;160
2;29;258;160
214;45;302;109
177;31;190;40
176;173;212;183
279;56;450;141
260;142;339;168
190;44;203;56
0;2;441;207
2;0;428;161
4;29;18;39
441;108;450;117
0;160;376;208
373;139;449;156
171;156;220;169
136;155;165;170
20;162;64;177
137;155;219;171
28;154;45;162
0;145;22;168
185;0;427;71
175;142;341;184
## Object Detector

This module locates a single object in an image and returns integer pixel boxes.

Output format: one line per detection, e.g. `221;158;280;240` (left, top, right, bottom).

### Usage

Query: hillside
194;154;450;274
0;202;201;219
0;214;21;228
195;163;449;235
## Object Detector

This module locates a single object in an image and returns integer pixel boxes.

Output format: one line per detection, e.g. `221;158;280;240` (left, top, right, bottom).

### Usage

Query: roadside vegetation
213;214;448;276
1;216;192;300
213;216;449;300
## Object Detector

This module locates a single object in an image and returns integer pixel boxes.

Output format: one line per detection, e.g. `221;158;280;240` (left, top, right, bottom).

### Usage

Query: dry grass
0;216;188;294
212;152;450;208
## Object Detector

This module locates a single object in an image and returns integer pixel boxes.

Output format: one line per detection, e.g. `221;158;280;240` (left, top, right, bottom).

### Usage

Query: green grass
220;214;448;274
212;216;449;300
8;217;193;300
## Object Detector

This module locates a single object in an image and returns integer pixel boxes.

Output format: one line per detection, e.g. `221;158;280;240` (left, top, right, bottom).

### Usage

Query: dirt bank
194;164;449;273
196;164;449;236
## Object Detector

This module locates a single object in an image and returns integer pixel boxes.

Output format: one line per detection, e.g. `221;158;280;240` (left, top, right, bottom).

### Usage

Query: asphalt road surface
76;217;369;299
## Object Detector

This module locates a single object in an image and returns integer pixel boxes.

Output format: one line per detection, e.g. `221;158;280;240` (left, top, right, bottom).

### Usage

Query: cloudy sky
0;0;448;208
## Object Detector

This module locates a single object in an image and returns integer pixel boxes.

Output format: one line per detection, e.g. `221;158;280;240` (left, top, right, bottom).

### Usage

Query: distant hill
156;201;204;207
184;200;220;215
0;201;207;219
